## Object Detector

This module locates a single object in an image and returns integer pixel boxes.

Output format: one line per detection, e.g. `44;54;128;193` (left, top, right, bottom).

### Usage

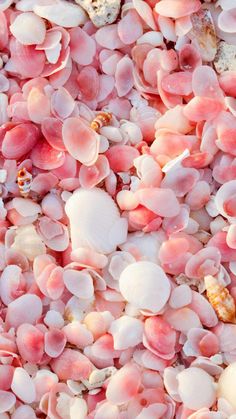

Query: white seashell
109;315;143;350
137;31;163;46
11;367;36;404
119;261;170;313
0;390;16;414
177;367;216;410
16;0;38;11
12;197;41;217
11;224;46;261
45;43;61;64
0;169;7;183
218;363;236;409
63;269;94;299
0;0;13;11
99;126;123;143
33;0;88;28
70;397;87;419
65;188;128;254
120;121;143;145
0;93;8;125
10;12;46;45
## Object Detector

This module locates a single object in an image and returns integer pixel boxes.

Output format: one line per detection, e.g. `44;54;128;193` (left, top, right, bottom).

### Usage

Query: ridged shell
205;275;236;323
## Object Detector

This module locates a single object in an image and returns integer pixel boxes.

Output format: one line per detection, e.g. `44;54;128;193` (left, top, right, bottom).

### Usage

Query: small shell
90;112;112;132
205;275;236;323
17;167;32;197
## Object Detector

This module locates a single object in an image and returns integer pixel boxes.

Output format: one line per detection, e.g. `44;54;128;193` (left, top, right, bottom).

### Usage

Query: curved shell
65;188;128;254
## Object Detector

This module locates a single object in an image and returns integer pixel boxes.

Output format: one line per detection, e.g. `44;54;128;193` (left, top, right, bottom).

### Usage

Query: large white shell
10;12;46;45
119;261;170;313
65;188;128;254
33;0;87;28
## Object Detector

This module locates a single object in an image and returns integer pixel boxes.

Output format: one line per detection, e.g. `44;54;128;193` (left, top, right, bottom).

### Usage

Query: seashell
0;390;16;414
65;188;128;254
33;0;87;28
11;224;46;261
205;275;236;323
10;12;46;45
11;367;36;404
155;0;201;18
106;363;141;405
218;362;236;409
17;167;32;198
2;123;39;159
90;111;113;132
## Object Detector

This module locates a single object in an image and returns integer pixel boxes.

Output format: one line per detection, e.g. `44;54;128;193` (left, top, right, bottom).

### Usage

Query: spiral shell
17;167;32;198
90;112;112;132
205;275;236;323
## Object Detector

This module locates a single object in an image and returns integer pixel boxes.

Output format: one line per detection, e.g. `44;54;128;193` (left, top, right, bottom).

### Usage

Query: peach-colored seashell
183;96;224;122
192;65;223;99
106;363;141;405
136;187;180;217
69;27;96;66
155;0;201;18
205;275;236;323
16;323;44;363
27;87;51;123
50;348;93;380
62;117;99;166
2;123;39;159
10;12;46;45
63;321;93;349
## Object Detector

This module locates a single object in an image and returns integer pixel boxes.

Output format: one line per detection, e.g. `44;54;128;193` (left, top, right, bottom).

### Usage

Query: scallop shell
205;275;236;323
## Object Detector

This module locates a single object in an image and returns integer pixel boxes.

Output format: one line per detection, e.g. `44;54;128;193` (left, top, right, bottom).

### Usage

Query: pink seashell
33;369;58;402
30;141;65;170
105;145;139;172
192;66;223;99
33;0;87;28
50;348;93;380
159;238;190;264
97;74;115;102
185;246;221;279
37;216;69;251
62;117;99;165
0;12;8;50
185;328;220;357
108;97;131;119
11;367;36;404
69;27;96;66
95;24;125;50
115;56;134;97
155;0;201;18
77;66;99;102
31;172;58;195
161;167;199;197
136;187;180;217
63;269;94;299
6;293;42;329
189;290;218;328
79;155;110;189
10;12;46;45
106;363;141;405
0;390;16;414
71;247;108;269
41;117;65;151
16;323;44;363
0;366;14;391
2;123;39;159
0;264;25;305
44;329;66;358
41;193;64;221
183;96;224;122
27;87;51;123
63;321;93;348
185;180;211;210
155;105;194;134
133;0;157;30
118;10;143;45
8;38;45;79
179;44;202;72
51;87;75;119
143;316;176;360
5;248;29;271
161;72;193;96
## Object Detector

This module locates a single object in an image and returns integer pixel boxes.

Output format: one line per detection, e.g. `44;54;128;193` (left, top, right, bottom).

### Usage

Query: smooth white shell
218;362;236;409
177;367;216;410
65;188;128;254
10;12;46;45
33;0;87;27
119;261;171;312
